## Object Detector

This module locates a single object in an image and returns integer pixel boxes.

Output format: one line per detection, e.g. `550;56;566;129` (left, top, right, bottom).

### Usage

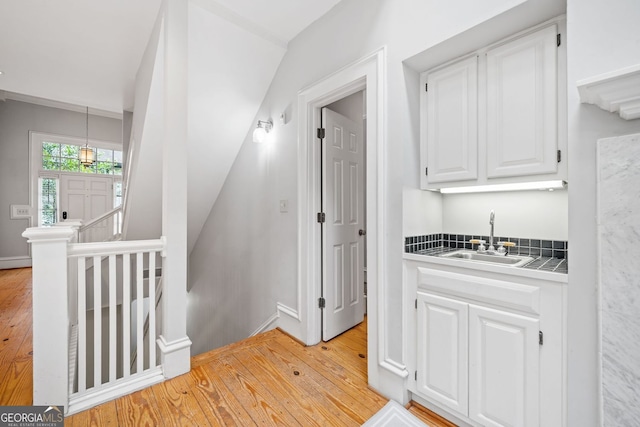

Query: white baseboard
276;302;305;343
251;312;279;336
0;256;31;270
66;367;164;415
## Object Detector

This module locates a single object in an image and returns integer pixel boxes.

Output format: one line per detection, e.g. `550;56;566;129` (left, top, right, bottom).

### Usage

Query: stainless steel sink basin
440;250;533;267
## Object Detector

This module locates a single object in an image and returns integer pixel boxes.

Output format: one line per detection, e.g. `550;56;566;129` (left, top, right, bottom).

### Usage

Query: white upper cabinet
486;25;558;178
423;56;478;183
420;20;566;190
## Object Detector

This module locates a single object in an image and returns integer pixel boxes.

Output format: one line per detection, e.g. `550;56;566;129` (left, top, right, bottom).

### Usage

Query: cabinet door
468;305;539;427
486;25;558;178
416;292;469;415
425;56;478;183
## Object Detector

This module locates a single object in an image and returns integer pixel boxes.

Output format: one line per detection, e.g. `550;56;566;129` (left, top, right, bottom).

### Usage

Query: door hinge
318;297;326;309
415;371;417;381
539;331;544;345
317;212;326;223
425;83;428;92
425;167;428;176
317;128;326;139
557;33;561;47
415;299;418;309
557;149;562;163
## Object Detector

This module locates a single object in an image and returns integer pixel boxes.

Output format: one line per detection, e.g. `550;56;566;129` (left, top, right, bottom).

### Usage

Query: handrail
79;206;122;232
68;238;164;258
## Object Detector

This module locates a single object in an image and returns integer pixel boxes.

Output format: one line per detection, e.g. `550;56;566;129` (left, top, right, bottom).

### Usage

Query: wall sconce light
79;107;96;166
253;119;273;143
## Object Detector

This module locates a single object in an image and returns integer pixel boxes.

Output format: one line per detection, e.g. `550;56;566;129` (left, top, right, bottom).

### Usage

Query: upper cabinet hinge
319;297;326;309
317;128;326;139
557;33;561;47
557;149;562;163
317;212;326;223
425;83;428;92
539;331;544;345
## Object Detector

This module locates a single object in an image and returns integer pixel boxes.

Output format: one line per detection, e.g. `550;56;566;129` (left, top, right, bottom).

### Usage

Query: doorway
320;91;367;341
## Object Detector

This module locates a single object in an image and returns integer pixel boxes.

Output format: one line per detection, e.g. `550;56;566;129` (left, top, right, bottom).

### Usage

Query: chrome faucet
488;210;495;252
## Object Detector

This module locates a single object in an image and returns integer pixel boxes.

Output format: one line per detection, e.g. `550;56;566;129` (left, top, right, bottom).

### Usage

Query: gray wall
566;0;640;425
0;100;122;260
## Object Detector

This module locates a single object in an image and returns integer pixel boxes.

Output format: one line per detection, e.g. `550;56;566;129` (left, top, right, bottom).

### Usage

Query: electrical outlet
279;200;288;213
10;205;31;219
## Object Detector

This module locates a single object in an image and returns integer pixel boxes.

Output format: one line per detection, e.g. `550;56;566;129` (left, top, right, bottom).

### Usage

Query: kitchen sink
440;250;533;267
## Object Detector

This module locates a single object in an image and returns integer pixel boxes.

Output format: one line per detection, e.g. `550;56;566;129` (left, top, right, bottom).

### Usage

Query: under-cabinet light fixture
439;180;566;194
252;119;273;143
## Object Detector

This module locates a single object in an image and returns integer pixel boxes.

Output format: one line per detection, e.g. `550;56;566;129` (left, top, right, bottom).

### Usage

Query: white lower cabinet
416;292;539;427
468;305;539;427
406;260;566;427
416;292;468;414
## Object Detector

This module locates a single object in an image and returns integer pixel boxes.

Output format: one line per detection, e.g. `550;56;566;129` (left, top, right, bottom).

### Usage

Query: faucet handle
469;239;486;252
497;241;515;255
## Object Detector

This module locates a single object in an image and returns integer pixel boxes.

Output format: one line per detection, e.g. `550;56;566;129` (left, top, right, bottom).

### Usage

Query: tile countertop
404;246;568;284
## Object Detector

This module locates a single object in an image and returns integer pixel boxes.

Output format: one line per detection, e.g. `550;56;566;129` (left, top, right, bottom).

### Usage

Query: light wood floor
1;268;456;426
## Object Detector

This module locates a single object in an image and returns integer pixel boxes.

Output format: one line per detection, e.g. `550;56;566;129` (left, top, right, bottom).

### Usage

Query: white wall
566;0;640;425
442;190;568;240
186;0;567;399
0;100;121;262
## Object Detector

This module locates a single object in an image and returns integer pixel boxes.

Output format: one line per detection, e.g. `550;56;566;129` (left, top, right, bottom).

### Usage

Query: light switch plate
10;205;31;219
279;200;288;213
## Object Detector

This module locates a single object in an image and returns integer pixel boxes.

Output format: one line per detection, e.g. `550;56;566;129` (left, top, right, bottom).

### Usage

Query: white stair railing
23;224;171;415
66;238;164;414
78;206;122;243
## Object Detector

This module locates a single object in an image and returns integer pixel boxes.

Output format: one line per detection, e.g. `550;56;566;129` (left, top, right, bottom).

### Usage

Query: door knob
359;229;366;236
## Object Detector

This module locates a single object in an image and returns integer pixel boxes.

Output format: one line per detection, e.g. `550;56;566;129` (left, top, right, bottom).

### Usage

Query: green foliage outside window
42;142;122;175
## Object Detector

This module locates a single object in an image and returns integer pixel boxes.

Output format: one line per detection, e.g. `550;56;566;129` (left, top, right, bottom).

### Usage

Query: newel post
158;0;192;379
22;226;75;410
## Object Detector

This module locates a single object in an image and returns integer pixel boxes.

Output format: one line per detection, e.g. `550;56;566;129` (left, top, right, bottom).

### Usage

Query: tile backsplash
405;233;568;260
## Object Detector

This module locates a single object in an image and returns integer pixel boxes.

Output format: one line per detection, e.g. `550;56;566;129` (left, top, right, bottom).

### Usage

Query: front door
321;107;365;341
60;174;112;222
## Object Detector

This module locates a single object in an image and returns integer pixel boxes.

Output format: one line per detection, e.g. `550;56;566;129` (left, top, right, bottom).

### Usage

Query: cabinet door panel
417;292;468;415
426;56;478;183
468;305;539;427
486;25;557;178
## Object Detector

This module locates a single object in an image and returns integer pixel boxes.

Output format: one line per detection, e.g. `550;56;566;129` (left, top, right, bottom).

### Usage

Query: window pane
40;178;57;226
42;155;60;171
81;163;96;173
61;144;79;158
43;142;60;157
97;148;113;162
96;161;113;175
113;150;123;163
60;158;80;172
42;210;56;226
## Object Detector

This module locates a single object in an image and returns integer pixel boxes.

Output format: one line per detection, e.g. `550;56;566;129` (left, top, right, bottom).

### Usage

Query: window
42;141;122;175
39;177;58;226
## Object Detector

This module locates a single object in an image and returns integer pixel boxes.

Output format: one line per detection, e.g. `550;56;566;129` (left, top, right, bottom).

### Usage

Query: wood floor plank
187;365;256;426
66;400;119;427
206;356;302;426
114;385;164;427
149;374;212;427
0;356;33;406
231;346;341;427
260;342;382;425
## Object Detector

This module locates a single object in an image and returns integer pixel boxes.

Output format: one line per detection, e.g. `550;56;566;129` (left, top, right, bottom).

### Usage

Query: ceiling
0;0;342;115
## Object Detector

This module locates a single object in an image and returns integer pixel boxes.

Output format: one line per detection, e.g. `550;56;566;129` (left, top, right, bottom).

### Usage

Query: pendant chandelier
79;107;95;166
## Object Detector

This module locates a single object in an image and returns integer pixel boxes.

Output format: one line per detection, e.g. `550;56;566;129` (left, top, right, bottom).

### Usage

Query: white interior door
322;107;365;341
60;174;112;222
